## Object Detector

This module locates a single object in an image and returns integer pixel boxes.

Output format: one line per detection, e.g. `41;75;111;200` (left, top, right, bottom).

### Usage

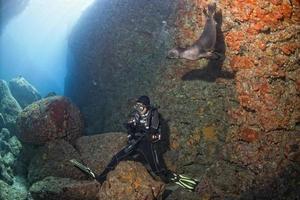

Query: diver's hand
127;134;133;141
127;116;136;125
151;133;161;143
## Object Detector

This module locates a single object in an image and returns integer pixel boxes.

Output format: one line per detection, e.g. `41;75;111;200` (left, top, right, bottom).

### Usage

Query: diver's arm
125;111;139;140
150;109;161;142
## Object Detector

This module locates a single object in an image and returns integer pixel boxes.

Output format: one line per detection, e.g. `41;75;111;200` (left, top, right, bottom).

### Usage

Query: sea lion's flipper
203;3;216;18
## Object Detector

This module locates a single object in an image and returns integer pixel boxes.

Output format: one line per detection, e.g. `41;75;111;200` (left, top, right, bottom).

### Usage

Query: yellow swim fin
69;159;96;179
170;173;199;192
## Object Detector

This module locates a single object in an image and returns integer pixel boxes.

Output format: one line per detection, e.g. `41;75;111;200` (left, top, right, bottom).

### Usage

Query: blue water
0;0;95;96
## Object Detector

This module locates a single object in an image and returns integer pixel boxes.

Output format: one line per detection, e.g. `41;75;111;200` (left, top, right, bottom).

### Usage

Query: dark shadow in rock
159;115;171;154
181;10;235;82
181;61;235;82
240;163;300;199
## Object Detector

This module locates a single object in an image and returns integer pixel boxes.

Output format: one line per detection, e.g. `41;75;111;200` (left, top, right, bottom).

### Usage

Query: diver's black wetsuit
96;107;171;183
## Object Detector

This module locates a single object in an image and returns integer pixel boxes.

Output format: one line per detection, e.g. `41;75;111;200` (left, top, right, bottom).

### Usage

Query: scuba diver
70;96;198;191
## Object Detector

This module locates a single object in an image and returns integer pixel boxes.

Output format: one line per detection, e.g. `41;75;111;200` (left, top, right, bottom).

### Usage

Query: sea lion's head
167;48;180;59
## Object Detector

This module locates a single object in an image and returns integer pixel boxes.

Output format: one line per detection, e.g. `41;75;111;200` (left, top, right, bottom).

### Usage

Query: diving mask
134;102;146;113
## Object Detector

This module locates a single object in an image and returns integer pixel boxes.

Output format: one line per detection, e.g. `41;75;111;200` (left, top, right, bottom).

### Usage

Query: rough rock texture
29;176;100;200
172;0;300;199
17;96;83;145
222;0;299;132
9;76;41;108
164;187;201;200
0;113;5;130
0;80;22;133
0;128;10;141
0;128;22;185
74;132;128;174
66;0;177;134
66;0;300;199
99;161;165;200
0;179;28;200
27;139;87;184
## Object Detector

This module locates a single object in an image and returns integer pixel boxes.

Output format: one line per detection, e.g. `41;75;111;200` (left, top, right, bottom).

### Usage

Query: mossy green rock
0;80;22;133
0;179;28;200
0;128;10;140
2;152;15;166
9;76;41;108
0;113;5;130
7;136;22;156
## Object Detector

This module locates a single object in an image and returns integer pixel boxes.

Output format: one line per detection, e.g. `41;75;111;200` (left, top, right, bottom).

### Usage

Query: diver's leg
96;145;135;183
137;139;171;182
137;140;199;191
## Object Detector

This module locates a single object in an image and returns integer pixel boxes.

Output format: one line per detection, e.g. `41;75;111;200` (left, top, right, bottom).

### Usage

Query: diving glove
170;173;199;191
69;159;96;179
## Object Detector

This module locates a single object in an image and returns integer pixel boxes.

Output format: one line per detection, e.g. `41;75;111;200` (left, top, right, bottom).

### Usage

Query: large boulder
27;139;87;184
17;96;83;145
74;132;128;174
9;76;41;108
29;176;100;200
99;161;165;200
0;80;22;132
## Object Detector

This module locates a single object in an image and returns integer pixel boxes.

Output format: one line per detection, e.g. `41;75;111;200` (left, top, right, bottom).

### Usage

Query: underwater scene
0;0;299;199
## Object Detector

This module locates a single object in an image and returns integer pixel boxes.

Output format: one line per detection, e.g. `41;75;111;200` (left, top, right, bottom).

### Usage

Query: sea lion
167;3;219;60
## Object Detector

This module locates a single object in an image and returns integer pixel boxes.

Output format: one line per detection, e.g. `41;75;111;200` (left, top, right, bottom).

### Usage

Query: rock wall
65;0;177;133
66;0;299;199
0;0;29;34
